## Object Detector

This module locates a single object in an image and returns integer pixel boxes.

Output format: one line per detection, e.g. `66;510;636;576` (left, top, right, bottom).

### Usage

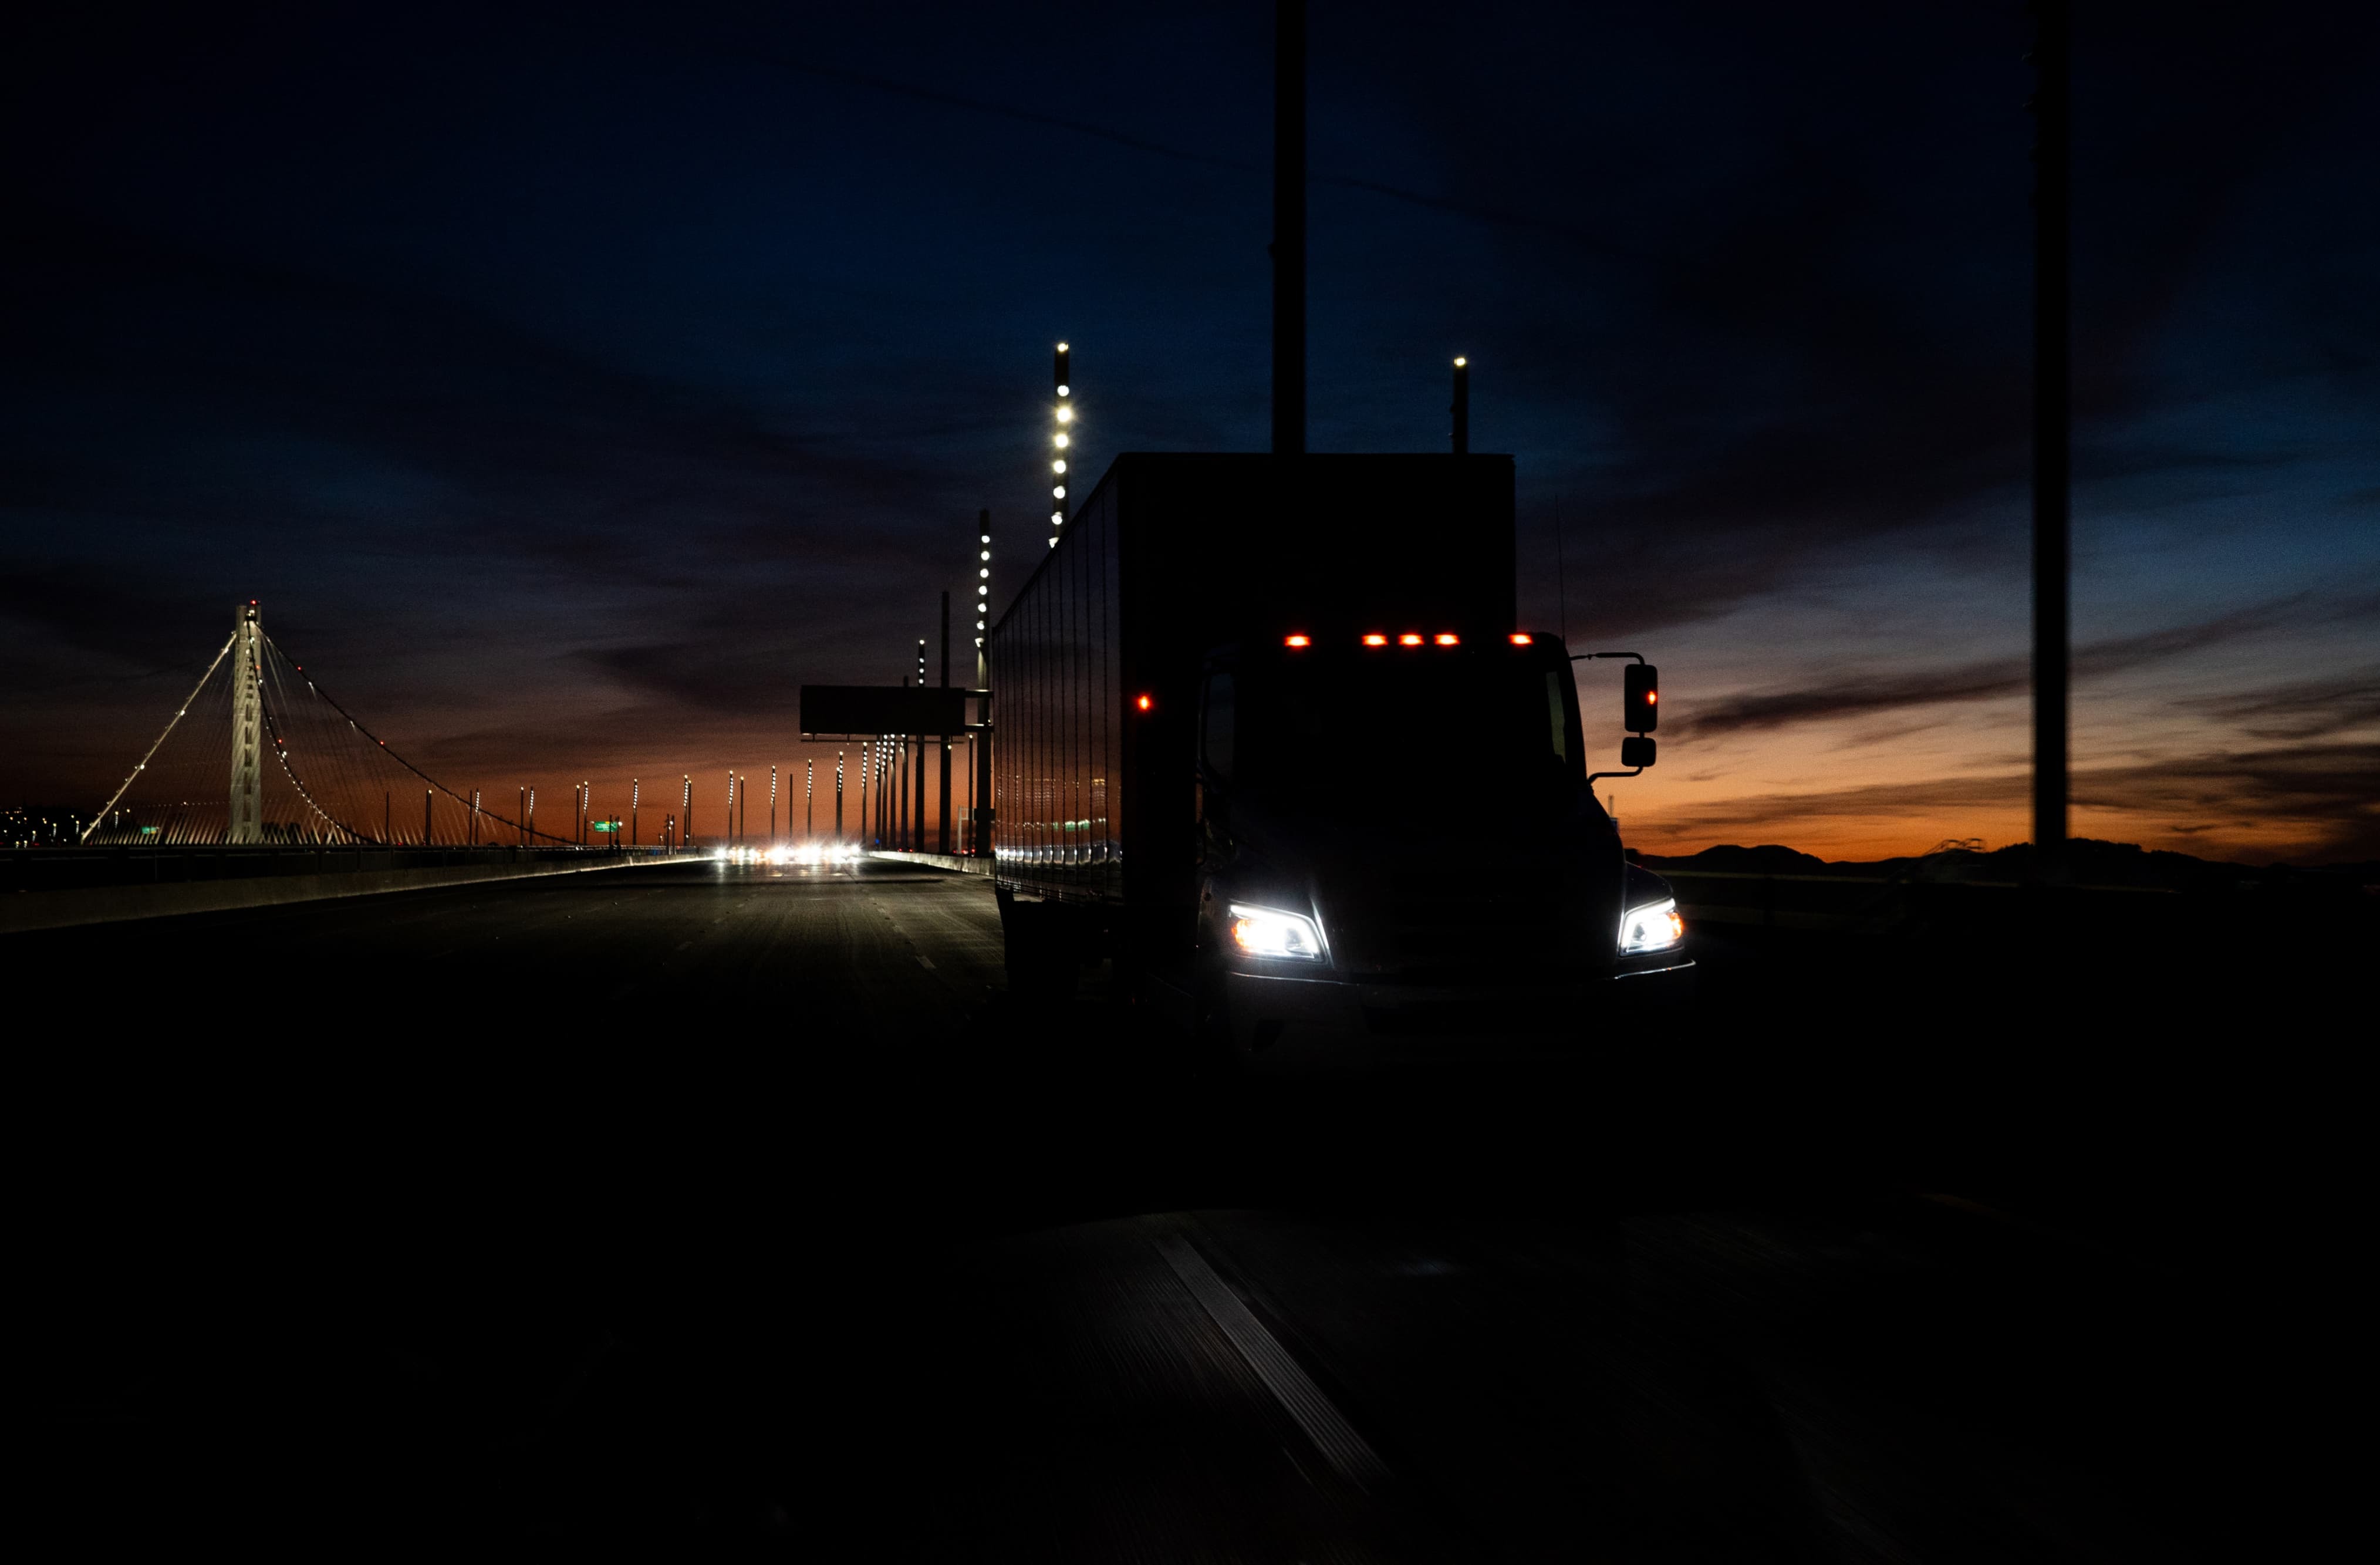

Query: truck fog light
1229;903;1324;960
1618;897;1684;954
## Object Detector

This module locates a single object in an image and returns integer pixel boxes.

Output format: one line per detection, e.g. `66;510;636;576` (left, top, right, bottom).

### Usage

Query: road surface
21;858;2340;1556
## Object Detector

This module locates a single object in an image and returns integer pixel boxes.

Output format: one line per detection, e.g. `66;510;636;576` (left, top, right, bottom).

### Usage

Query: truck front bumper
1220;956;1694;1070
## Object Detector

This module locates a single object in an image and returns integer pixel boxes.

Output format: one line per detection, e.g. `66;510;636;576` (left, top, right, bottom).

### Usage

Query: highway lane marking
915;955;935;968
1153;1234;1392;1493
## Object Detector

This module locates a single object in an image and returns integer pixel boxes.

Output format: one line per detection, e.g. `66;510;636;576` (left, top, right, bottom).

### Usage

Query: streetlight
1050;341;1072;547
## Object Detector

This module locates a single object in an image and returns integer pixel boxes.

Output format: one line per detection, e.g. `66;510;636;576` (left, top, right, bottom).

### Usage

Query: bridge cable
262;634;573;846
79;632;237;845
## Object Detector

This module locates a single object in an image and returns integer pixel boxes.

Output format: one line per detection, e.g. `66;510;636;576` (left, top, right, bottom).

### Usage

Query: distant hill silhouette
1643;838;2379;893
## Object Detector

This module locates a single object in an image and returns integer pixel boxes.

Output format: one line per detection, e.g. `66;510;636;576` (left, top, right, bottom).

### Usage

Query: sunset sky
5;1;2375;862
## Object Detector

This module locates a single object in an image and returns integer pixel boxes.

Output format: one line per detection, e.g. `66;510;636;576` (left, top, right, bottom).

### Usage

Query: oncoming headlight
1228;903;1324;961
1619;897;1685;954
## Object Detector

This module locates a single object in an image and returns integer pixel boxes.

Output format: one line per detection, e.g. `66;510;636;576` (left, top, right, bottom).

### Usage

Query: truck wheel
1002;897;1079;1001
1193;960;1244;1077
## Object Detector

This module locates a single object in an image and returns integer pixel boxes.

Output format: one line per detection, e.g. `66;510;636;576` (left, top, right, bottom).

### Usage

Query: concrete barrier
866;851;988;875
1;855;667;936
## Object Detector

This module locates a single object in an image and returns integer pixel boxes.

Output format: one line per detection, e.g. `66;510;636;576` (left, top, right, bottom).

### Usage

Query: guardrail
1;845;684;935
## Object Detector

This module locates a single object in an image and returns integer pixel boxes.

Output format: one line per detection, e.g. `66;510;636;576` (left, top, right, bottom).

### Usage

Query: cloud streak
1673;592;2379;741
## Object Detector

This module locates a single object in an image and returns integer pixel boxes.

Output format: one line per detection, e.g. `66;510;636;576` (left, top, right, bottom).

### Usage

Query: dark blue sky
6;1;2375;858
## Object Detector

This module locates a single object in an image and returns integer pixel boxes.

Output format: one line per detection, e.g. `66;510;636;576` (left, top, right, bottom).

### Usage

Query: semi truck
987;451;1690;1064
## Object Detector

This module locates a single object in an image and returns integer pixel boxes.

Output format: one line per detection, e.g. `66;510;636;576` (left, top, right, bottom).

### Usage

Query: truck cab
1188;630;1690;1066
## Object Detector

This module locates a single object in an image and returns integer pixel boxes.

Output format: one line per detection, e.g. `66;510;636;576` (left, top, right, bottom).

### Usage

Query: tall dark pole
1451;356;1470;454
2031;0;2071;885
939;589;953;854
424;788;433;847
1271;0;1307;456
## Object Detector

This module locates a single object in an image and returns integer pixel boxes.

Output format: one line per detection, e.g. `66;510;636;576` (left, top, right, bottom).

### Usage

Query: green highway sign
591;820;617;832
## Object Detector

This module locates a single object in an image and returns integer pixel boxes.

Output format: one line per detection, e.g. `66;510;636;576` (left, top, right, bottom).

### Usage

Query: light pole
1049;343;1072;548
835;751;845;840
2031;0;2071;885
632;778;640;845
769;764;778;846
806;759;815;840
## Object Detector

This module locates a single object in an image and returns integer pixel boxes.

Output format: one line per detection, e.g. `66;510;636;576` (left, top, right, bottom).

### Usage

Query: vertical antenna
1272;0;1307;456
1554;495;1568;643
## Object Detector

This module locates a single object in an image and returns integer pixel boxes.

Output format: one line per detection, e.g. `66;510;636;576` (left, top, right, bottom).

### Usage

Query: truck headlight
1229;903;1324;960
1619;897;1684;954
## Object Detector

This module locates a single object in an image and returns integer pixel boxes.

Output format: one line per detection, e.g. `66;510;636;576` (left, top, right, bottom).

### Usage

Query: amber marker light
1508;633;1534;646
1283;634;1311;648
1362;633;1388;647
1397;633;1424;647
1135;694;1154;711
1433;633;1459;646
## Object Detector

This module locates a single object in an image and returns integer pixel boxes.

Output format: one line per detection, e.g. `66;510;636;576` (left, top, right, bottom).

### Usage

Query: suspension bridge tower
230;601;264;843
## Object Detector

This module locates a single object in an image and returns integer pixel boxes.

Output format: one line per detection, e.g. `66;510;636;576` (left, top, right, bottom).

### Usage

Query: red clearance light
1362;633;1388;647
1646;690;1657;704
1433;633;1459;646
1284;634;1311;648
1397;633;1424;647
1135;694;1153;711
1508;633;1533;646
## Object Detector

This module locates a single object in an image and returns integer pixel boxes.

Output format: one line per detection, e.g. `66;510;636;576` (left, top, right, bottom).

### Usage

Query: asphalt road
19;858;2347;1557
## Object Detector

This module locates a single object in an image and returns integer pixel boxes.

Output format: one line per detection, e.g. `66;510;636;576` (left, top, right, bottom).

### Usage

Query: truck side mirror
1621;735;1656;769
1624;663;1658;733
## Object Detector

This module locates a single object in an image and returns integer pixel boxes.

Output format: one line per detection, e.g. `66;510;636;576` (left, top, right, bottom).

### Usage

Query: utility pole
2031;0;2071;885
939;589;953;854
916;639;929;852
519;786;526;846
1272;0;1307;457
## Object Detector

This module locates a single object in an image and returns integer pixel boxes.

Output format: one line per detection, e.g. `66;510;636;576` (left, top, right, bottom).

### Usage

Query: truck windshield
1226;655;1583;803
